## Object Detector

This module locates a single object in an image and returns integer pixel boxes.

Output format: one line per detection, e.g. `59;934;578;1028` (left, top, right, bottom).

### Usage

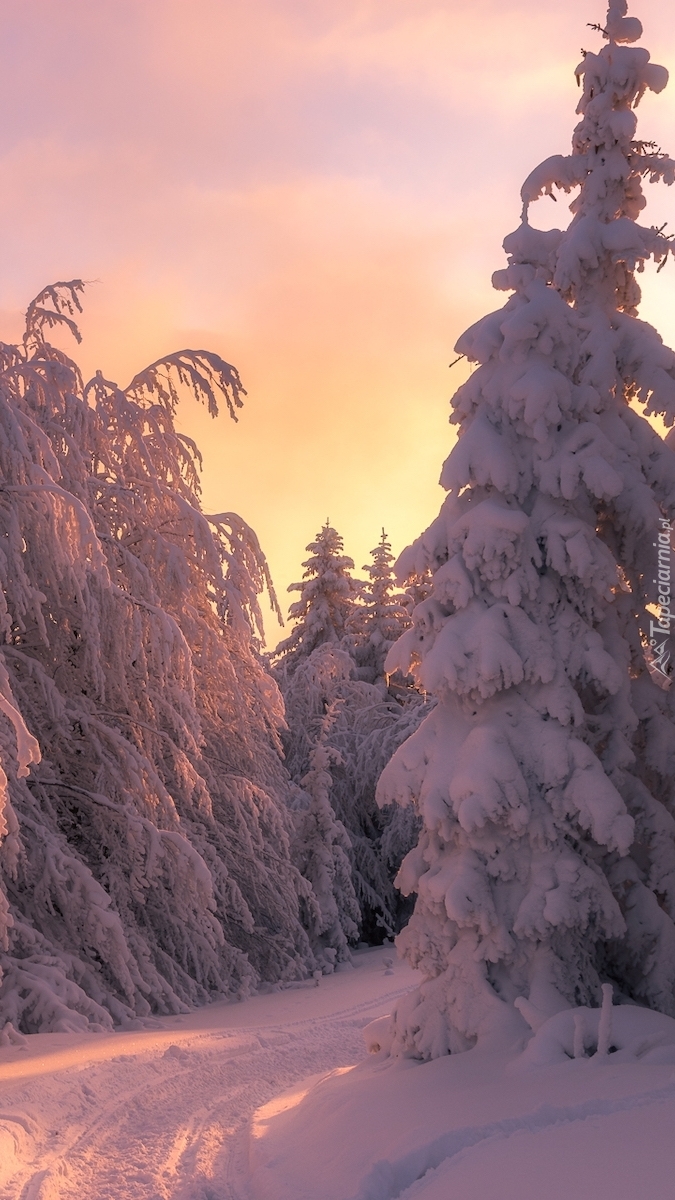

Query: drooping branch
23;281;85;351
125;350;246;422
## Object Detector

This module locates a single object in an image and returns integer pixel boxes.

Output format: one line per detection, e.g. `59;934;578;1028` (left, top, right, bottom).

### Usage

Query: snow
3;930;675;1200
250;974;675;1200
0;946;420;1199
386;1100;675;1200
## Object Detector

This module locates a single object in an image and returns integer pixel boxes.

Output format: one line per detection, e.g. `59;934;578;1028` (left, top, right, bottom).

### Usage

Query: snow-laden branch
0;282;319;1032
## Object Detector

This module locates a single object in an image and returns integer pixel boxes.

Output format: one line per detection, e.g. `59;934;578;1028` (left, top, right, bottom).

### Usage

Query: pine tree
272;522;362;677
278;641;422;941
0;284;317;1032
378;1;675;1059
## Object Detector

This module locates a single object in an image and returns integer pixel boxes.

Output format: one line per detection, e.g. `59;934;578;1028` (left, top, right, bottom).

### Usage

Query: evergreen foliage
378;1;675;1059
275;525;425;943
349;530;414;686
272;522;363;676
293;703;361;965
279;642;423;940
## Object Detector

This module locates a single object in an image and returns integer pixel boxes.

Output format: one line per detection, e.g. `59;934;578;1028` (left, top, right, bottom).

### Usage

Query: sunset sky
2;0;675;642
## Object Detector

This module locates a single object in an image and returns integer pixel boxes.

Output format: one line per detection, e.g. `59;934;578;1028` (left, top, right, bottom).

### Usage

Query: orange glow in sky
1;0;675;641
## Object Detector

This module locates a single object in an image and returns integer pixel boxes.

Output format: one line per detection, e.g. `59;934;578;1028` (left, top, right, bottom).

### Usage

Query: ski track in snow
0;952;415;1200
5;948;675;1200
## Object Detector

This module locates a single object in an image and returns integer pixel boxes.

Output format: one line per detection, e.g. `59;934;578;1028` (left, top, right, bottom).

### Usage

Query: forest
6;0;675;1195
0;299;428;1033
3;2;675;1051
3;2;675;1197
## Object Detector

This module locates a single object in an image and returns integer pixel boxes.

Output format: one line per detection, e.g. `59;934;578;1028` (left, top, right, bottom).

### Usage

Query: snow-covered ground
251;1007;675;1200
4;944;675;1200
0;946;419;1199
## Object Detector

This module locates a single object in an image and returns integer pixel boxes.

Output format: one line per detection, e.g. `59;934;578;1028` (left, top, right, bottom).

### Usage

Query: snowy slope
250;996;675;1200
0;946;418;1200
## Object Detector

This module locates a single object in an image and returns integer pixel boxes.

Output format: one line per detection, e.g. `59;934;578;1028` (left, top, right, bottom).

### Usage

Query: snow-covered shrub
378;1;675;1058
517;994;675;1067
0;283;316;1031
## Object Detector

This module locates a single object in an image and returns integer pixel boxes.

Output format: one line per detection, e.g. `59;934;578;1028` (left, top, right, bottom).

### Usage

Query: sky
1;0;675;643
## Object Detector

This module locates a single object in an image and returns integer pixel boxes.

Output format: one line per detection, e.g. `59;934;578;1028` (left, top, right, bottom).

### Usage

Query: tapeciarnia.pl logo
649;517;673;686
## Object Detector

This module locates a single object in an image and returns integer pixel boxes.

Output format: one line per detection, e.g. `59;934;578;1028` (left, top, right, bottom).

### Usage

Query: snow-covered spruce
348;530;414;686
280;641;423;942
293;704;361;966
274;526;424;942
377;1;675;1059
272;522;363;678
0;284;317;1032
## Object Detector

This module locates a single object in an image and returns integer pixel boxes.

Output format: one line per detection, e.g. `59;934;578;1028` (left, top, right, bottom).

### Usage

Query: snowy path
0;947;418;1200
6;949;675;1200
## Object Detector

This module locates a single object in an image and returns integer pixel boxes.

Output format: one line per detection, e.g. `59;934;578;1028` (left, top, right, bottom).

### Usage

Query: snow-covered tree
293;704;360;964
272;522;362;677
378;1;675;1059
349;530;413;685
278;641;422;940
275;526;426;942
0;283;317;1032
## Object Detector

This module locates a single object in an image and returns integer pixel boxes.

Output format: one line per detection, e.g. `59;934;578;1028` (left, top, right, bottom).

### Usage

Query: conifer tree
278;641;421;941
378;1;675;1058
272;523;362;677
293;704;361;964
349;530;413;685
275;529;425;943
